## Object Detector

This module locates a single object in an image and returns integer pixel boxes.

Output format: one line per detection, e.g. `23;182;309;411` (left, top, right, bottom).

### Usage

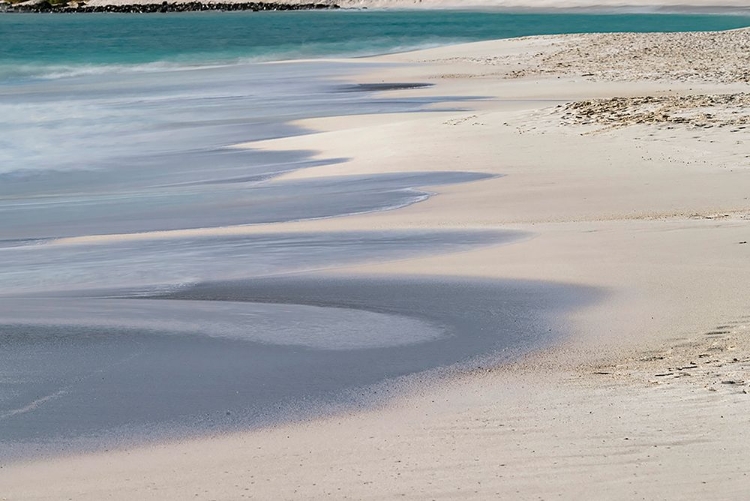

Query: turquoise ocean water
1;10;750;80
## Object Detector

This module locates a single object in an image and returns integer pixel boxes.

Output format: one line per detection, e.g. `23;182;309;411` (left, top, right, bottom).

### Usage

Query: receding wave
0;298;445;350
0;61;235;82
0;37;463;83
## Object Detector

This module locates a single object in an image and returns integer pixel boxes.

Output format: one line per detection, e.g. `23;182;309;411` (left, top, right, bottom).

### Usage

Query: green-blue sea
1;10;750;79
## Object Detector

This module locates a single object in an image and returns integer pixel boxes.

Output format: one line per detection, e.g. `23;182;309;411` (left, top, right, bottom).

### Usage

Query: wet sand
1;273;596;461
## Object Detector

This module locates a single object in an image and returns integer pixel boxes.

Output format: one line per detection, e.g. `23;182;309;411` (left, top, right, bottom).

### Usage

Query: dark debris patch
6;1;339;13
336;83;434;93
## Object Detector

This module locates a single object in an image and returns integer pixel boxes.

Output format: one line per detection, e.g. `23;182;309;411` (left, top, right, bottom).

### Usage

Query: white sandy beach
3;28;750;500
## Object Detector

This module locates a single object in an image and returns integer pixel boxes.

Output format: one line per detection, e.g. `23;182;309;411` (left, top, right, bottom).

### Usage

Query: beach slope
3;29;750;500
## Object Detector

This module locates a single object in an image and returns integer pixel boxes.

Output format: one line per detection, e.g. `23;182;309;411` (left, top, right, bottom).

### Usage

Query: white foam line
46;189;434;247
0;389;68;420
0;346;147;420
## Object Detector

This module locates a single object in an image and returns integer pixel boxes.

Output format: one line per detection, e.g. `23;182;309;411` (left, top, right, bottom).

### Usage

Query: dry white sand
3;30;750;500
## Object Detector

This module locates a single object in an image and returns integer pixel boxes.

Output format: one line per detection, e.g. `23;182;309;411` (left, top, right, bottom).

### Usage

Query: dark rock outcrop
6;1;339;13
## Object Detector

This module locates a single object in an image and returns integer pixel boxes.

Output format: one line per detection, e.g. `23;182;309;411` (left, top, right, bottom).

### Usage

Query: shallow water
0;60;473;243
0;275;598;461
0;229;510;295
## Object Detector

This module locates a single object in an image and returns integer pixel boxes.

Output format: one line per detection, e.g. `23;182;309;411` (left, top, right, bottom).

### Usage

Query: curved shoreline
4;24;750;500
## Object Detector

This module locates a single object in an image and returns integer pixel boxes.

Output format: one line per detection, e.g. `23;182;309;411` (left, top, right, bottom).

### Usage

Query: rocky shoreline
2;1;338;13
